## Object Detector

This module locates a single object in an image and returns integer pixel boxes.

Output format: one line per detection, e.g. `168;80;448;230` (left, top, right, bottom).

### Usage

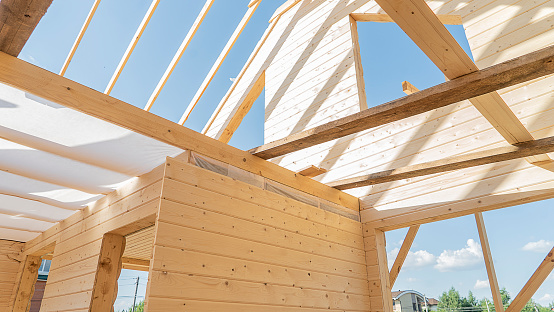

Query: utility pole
485;299;490;312
132;276;140;312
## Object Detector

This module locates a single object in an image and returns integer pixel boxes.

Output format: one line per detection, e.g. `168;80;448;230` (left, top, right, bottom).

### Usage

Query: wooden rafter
249;44;554;160
0;51;359;210
328;134;554;190
104;0;159;94
402;81;419;95
202;14;281;136
373;0;550;164
0;0;52;57
59;0;100;76
505;244;554;312
475;213;504;312
178;1;261;124
350;13;462;25
144;0;214;111
349;15;368;110
269;0;301;23
389;225;419;286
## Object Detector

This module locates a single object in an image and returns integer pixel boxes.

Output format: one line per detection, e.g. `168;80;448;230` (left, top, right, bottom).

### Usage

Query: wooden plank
104;0;159;94
89;233;125;312
178;2;261;124
297;165;327;178
389;225;419;287
402;81;419;95
328;134;554;190
373;0;550;163
217;71;265;143
0;52;359;211
0;0;52;57
12;255;41;312
249;44;554;159
349;16;368;111
144;0;214;111
59;0;100;76
268;0;301;23
475;213;504;312
505;244;554;312
350;13;462;25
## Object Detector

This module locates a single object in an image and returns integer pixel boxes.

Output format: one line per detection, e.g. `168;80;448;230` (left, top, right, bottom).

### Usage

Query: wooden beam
297;165;327;178
0;0;52;57
249;44;554;160
202;14;280;135
402;81;419;95
373;0;550;164
376;230;393;312
475;213;504;312
328;134;554;190
505;244;554;312
349;15;368;110
59;0;100;76
144;0;214;111
104;0;159;94
269;0;301;23
350;13;462;25
217;70;265;143
178;1;261;123
12;255;41;312
0;52;359;210
389;225;419;287
90;233;125;311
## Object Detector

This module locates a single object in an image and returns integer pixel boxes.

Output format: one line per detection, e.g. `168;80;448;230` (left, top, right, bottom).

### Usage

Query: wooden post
12;255;41;312
89;233;126;312
375;230;394;312
349;15;368;111
475;213;504;312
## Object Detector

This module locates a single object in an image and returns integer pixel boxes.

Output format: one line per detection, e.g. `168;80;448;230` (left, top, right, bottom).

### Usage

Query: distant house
392;290;439;312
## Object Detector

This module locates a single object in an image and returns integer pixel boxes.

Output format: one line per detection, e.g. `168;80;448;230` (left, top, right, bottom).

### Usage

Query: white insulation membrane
0;82;184;242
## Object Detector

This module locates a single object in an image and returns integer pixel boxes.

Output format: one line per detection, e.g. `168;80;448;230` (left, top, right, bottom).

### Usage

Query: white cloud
387;248;436;269
435;239;483;272
538;294;553;304
522;240;553;253
474;279;489;289
407;277;417;282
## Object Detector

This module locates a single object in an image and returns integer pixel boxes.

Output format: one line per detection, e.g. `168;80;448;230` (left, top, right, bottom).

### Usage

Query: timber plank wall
25;164;164;311
0;240;23;311
205;0;554;227
145;157;372;311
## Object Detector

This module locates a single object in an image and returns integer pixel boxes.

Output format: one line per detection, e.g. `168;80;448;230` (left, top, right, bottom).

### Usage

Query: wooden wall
20;163;164;311
205;0;554;227
0;239;23;311
145;157;372;311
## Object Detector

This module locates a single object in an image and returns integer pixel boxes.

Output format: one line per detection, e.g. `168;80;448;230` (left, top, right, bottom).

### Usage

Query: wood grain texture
475;213;504;312
389;225;419;287
0;0;52;56
0;51;358;210
250;44;554;159
12;255;40;312
329;134;554;189
89;233;125;312
0;240;23;311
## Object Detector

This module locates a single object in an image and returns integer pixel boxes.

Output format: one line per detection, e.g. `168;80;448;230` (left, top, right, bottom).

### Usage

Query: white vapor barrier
0;82;186;241
0;194;75;222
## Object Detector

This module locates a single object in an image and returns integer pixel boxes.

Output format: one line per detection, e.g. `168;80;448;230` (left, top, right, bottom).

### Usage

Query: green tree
438;287;483;312
120;300;144;312
500;288;511;307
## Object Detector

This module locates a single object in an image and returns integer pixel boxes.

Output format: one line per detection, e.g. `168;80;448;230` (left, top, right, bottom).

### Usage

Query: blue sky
20;0;553;310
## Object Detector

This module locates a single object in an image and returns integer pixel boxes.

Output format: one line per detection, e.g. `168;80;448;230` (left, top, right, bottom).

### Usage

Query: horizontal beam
350;13;462;25
329;134;554;190
249;44;554;160
0;0;52;56
0;51;359;210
